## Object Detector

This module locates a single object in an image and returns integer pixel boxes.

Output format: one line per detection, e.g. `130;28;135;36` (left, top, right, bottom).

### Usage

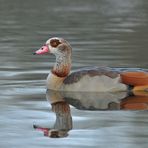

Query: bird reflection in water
34;89;148;138
55;90;148;111
34;90;72;138
121;91;148;110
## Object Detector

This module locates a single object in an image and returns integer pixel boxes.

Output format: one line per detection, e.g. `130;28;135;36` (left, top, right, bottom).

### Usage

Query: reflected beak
33;44;49;55
33;124;49;136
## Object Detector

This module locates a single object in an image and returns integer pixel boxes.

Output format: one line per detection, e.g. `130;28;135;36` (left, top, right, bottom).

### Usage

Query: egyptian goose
34;37;148;92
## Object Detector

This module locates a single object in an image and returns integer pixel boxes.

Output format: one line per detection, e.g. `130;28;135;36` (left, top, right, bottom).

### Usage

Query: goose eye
50;39;61;48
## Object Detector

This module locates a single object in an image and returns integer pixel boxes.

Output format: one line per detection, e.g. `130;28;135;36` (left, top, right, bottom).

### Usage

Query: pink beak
34;44;49;55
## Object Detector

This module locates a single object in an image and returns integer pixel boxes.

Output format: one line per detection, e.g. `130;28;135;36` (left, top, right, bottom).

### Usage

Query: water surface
0;0;148;147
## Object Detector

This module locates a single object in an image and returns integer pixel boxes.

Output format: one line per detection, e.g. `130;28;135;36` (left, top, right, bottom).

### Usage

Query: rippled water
0;0;148;147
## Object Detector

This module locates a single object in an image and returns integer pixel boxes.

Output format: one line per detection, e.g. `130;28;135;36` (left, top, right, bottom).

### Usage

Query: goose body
47;67;127;92
34;37;148;92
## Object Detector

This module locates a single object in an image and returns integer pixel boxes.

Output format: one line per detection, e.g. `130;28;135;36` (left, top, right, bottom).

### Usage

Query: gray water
0;0;148;147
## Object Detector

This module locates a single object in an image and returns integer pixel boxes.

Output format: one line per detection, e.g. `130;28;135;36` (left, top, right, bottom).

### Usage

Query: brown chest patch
52;70;68;78
52;65;70;78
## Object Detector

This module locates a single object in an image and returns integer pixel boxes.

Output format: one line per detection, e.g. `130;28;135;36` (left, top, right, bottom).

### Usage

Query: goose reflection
34;90;72;138
34;90;148;138
121;91;148;110
46;89;148;112
56;90;148;110
58;91;128;110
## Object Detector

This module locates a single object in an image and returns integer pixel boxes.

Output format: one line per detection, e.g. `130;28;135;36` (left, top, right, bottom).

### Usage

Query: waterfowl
34;37;148;92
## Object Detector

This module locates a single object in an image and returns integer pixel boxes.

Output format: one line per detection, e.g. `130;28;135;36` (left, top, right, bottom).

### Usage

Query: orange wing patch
121;72;148;86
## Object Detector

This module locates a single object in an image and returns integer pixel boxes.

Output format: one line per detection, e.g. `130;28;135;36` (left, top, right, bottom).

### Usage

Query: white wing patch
61;75;127;92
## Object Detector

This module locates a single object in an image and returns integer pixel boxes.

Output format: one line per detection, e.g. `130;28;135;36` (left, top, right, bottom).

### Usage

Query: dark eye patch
50;39;61;48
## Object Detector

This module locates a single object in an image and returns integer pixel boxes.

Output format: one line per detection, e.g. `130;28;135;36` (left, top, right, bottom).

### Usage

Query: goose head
34;37;72;57
34;37;72;77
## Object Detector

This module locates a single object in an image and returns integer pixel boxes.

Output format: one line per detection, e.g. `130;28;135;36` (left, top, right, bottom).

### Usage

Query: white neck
47;53;71;90
52;53;71;77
